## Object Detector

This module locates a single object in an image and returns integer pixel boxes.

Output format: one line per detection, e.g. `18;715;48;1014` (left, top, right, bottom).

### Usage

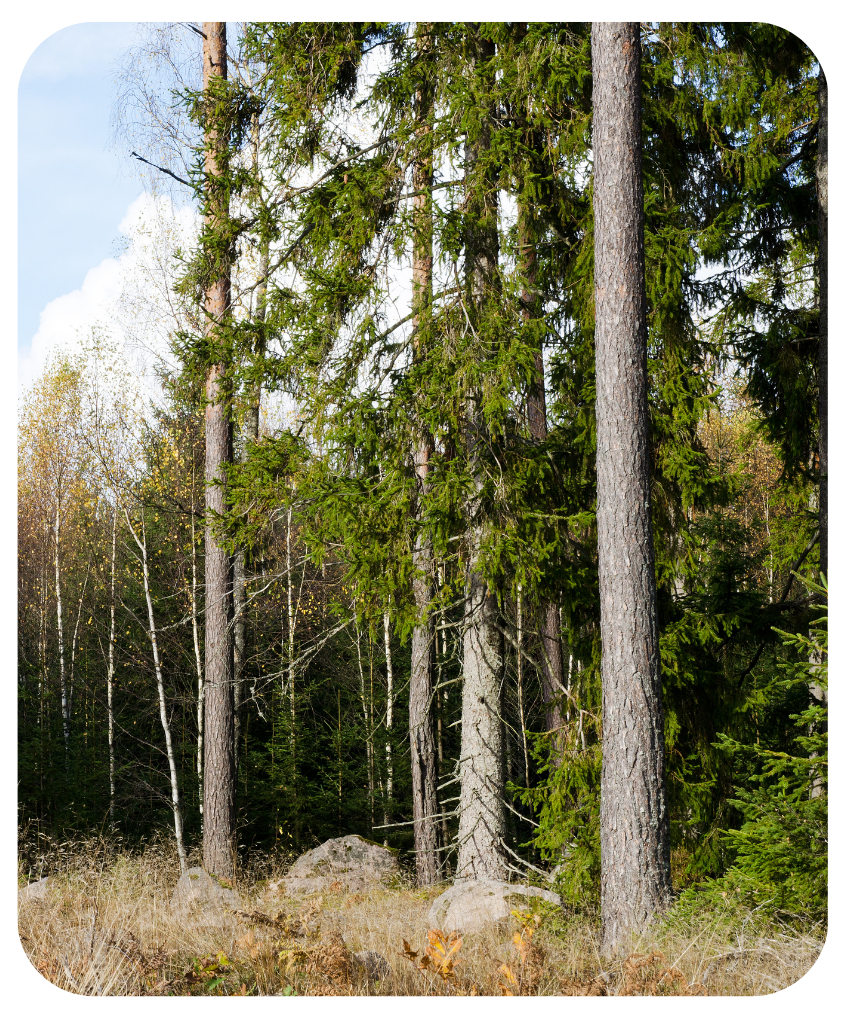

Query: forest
18;21;827;993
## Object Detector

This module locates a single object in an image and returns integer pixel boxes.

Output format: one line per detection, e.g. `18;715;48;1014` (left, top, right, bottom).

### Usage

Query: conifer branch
736;531;819;681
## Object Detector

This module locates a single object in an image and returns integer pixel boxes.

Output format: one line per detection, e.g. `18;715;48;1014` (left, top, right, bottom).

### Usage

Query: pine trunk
456;30;507;882
591;21;672;954
202;21;236;882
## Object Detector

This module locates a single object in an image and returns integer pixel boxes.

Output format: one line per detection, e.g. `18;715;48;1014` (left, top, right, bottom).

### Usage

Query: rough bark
591;21;672;954
455;30;508;882
202;21;236;882
408;23;441;886
810;68;827;797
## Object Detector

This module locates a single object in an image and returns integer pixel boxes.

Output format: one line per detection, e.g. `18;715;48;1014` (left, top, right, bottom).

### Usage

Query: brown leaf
401;938;418;960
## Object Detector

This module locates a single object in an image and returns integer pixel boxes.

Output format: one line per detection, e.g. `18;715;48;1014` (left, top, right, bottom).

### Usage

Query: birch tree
123;504;189;872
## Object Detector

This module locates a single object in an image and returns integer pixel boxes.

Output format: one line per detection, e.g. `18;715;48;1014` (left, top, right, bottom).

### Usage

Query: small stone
170;867;242;916
427;880;561;934
18;876;50;903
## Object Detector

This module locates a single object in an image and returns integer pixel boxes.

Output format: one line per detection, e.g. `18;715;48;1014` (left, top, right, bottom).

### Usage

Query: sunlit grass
18;833;823;996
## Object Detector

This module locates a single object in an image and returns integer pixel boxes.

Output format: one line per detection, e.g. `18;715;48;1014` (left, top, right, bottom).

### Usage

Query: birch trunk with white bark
125;506;188;873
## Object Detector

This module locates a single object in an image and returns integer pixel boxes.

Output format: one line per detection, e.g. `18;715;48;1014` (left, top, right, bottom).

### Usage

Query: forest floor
18;835;824;996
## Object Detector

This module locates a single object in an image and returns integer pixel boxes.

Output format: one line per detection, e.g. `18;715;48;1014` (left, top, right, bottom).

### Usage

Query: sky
11;17;403;409
13;12;840;398
16;22;201;396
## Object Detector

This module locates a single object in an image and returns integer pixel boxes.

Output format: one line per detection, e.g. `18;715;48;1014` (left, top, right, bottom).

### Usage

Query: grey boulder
170;867;242;916
427;879;561;934
282;834;398;895
18;876;50;903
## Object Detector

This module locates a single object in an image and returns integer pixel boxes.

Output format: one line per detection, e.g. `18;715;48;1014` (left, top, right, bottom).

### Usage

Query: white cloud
18;191;199;401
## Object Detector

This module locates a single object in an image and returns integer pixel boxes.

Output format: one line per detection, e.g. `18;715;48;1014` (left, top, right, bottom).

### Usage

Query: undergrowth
18;832;823;996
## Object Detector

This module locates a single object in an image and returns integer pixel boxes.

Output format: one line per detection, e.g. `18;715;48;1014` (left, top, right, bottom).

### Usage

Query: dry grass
18;835;823;996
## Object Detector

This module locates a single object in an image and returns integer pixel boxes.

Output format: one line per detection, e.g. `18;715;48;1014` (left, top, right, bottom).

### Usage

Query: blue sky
18;22;146;355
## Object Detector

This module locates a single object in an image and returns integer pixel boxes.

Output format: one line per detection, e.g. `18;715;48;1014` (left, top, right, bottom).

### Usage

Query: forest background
18;19;826;932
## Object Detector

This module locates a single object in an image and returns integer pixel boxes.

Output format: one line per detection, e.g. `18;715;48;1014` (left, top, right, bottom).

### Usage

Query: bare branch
130;151;192;189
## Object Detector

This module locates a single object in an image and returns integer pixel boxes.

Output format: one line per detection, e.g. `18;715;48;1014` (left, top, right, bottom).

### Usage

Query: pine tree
201;21;237;881
591;21;672;952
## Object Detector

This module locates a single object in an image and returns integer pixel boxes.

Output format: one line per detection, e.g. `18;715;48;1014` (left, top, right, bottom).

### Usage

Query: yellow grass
18;835;823;996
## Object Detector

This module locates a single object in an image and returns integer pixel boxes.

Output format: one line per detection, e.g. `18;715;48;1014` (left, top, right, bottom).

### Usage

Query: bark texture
408;24;441;885
202;21;236;882
456;31;507;882
591;21;672;954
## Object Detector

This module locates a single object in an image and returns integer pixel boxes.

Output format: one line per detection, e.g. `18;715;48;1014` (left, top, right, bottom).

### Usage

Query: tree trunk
456;30;508;882
408;22;441;885
516;586;530;784
125;507;188;873
68;563;90;730
591;21;672;954
811;67;828;797
383;607;394;828
354;616;375;832
286;503;300;843
107;507;117;821
190;501;204;828
54;501;69;766
202;20;236;882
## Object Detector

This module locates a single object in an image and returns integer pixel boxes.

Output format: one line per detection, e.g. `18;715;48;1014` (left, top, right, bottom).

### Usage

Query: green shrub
670;577;827;927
